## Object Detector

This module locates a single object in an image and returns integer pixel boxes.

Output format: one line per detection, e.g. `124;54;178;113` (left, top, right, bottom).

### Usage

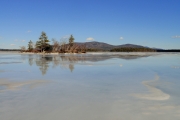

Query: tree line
21;31;86;53
110;47;156;52
85;47;156;52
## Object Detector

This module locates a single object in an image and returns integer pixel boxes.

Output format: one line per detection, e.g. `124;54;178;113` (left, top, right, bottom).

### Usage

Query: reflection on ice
24;53;155;75
134;75;170;100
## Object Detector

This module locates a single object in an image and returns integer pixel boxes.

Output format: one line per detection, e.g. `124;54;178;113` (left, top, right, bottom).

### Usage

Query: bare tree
20;46;26;52
59;40;68;53
52;38;60;52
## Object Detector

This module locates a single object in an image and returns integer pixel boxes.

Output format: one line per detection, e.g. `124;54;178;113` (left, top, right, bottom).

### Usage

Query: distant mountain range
77;41;156;51
77;42;180;52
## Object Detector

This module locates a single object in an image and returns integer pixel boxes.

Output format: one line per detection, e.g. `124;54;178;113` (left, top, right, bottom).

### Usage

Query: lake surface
0;52;180;120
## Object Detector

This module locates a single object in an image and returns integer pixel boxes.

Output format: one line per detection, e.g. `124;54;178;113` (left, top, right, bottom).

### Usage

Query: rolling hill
77;41;151;51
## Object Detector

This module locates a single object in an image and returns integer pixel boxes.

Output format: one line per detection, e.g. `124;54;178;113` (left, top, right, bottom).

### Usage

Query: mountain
83;41;115;50
76;41;153;51
116;44;146;48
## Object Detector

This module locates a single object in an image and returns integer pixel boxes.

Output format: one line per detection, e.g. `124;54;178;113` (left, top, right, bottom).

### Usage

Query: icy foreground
0;52;180;120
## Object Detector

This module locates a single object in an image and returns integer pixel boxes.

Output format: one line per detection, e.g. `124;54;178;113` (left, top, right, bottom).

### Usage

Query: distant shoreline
0;51;180;56
1;50;180;53
1;48;180;53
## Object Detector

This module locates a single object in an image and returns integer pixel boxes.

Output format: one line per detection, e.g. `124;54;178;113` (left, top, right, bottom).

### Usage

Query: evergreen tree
69;35;74;47
28;40;33;51
36;31;50;52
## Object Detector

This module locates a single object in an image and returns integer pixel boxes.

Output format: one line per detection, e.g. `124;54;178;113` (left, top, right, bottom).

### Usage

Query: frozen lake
0;52;180;120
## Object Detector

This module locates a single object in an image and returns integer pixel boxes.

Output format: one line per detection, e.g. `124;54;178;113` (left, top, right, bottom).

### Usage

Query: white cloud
27;30;32;33
10;44;16;46
22;40;26;42
172;35;180;38
14;39;18;42
120;37;124;40
86;37;95;41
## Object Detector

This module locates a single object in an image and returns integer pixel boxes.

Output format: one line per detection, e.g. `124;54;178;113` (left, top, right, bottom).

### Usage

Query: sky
0;0;180;49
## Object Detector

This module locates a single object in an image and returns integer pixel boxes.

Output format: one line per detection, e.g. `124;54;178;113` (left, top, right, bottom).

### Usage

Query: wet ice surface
0;52;180;120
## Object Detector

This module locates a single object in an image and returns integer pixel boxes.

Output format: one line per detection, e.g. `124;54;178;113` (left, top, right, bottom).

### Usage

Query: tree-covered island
20;31;86;53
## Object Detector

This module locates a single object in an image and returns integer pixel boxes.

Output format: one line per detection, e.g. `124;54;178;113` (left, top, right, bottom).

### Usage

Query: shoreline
0;51;180;56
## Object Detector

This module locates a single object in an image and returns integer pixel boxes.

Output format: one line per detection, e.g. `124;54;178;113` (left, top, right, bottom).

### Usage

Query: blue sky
0;0;180;49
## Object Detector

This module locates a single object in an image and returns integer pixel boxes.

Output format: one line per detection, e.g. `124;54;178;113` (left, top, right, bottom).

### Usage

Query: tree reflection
28;55;76;75
27;54;152;75
52;55;60;68
28;55;34;66
69;64;74;72
35;56;52;75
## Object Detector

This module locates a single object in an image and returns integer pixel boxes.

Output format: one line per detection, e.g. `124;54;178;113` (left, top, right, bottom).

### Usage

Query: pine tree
36;31;50;52
28;40;33;51
69;35;74;47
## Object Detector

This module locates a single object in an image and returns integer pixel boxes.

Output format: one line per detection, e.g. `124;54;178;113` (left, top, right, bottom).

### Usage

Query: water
0;52;180;120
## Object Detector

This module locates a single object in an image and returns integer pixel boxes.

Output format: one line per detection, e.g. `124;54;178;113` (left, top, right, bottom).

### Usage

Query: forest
110;47;156;52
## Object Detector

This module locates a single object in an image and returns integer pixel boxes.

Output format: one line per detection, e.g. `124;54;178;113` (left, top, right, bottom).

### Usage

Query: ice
0;52;180;120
